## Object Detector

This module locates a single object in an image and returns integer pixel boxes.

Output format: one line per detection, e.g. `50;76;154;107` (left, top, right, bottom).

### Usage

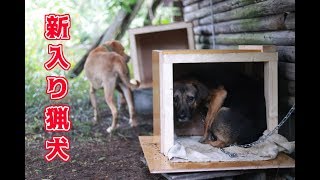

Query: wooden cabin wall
181;0;295;142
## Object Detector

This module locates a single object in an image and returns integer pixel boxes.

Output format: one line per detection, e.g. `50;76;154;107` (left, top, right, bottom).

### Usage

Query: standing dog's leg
89;83;99;124
116;86;127;110
118;83;138;127
104;79;119;133
199;86;227;143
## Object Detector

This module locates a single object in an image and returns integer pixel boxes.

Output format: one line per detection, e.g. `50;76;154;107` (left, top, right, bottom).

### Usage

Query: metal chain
220;103;295;158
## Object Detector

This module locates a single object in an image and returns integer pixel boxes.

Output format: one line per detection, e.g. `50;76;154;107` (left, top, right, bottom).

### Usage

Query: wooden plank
215;45;295;63
139;136;295;174
152;50;161;136
187;25;196;50
128;22;193;35
238;45;276;52
264;60;278;132
161;52;278;63
129;31;141;82
159;52;165;153
161;61;174;156
161;49;259;54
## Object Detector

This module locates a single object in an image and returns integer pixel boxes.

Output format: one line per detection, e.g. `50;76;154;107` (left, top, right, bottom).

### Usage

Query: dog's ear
110;40;117;48
192;81;209;102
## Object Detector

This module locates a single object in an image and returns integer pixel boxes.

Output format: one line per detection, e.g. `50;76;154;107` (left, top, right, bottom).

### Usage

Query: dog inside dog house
138;45;295;173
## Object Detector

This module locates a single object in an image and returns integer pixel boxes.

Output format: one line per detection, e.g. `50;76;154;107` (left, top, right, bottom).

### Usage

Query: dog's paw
199;137;209;144
107;126;116;133
129;118;138;127
93;113;100;123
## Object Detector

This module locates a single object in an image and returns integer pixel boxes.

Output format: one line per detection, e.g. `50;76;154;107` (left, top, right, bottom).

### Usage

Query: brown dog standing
84;40;140;133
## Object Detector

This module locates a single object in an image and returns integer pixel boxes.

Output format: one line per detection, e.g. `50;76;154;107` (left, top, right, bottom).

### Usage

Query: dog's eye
187;96;195;102
173;96;178;102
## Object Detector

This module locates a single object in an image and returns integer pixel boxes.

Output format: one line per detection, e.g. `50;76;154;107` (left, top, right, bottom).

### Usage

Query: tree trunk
144;0;162;26
68;0;144;78
199;0;295;24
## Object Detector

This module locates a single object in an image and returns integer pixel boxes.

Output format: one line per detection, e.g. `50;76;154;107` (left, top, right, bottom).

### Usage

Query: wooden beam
160;57;174;155
199;0;295;24
162;52;277;63
184;0;268;22
264;60;278;132
238;45;276;52
152;50;161;136
214;31;295;46
193;13;295;35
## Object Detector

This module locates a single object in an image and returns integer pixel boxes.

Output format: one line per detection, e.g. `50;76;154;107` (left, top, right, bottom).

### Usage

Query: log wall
182;0;295;141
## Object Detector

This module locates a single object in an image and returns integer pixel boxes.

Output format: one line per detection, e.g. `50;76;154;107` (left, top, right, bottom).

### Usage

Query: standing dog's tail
117;62;140;91
119;72;140;90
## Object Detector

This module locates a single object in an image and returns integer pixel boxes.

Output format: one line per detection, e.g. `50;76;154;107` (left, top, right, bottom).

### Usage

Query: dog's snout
178;112;186;119
125;55;131;62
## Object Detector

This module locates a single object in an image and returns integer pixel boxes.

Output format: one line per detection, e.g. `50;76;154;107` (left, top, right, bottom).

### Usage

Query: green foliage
25;1;113;102
25;0;179;135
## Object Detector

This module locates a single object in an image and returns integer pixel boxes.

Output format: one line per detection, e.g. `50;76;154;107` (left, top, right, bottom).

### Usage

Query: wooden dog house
129;22;195;88
138;45;295;173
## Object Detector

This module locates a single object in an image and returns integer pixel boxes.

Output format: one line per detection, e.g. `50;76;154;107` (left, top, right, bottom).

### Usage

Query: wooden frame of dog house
129;22;195;88
138;45;295;173
153;45;280;155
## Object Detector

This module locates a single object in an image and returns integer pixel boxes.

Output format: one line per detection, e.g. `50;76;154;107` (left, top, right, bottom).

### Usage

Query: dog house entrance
173;62;265;137
139;47;295;173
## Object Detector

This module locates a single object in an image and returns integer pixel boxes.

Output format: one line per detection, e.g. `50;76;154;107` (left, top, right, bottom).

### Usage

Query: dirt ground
25;107;166;180
25;100;295;180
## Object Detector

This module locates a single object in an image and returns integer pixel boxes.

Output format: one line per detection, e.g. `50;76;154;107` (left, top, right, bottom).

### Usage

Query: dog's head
104;40;131;63
173;80;209;122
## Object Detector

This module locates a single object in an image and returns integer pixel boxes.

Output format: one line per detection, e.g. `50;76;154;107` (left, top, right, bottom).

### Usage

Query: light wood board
139;136;295;174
